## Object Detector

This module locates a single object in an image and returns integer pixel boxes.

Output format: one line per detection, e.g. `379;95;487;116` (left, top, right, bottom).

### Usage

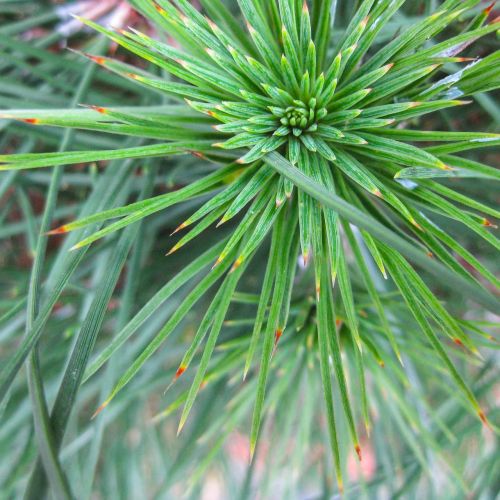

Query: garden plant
0;0;499;498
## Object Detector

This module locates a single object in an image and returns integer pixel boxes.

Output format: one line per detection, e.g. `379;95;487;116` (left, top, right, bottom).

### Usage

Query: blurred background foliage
0;1;498;498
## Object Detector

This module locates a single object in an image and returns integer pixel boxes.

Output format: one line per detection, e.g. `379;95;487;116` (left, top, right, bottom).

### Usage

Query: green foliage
0;0;499;498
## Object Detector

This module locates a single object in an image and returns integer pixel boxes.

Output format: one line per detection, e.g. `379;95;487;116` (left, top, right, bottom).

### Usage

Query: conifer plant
0;0;499;497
